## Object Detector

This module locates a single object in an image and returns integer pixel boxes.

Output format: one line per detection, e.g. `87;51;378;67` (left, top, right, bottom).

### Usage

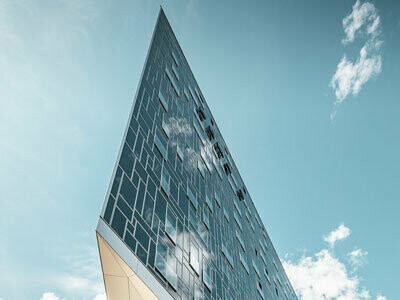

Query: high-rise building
96;8;297;300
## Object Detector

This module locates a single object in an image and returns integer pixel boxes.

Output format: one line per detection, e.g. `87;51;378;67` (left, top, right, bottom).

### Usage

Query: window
189;205;198;231
237;189;244;201
205;126;214;140
190;241;200;275
171;51;179;66
228;175;236;192
203;262;212;291
154;130;167;158
196;107;206;121
251;221;255;233
194;284;202;300
176;144;184;161
260;240;267;254
189;86;198;106
187;185;198;210
165;209;177;244
193;119;205;143
213;143;224;159
203;208;210;229
162;117;170;138
214;192;221;207
273;259;279;272
239;252;249;274
224;163;231;175
158;89;168;111
257;281;264;299
214;161;223;179
205;194;213;212
166;66;180;96
234;199;242;217
234;211;242;231
172;63;179;81
155;241;178;290
198;158;205;178
199;225;208;245
260;251;267;266
264;267;271;284
161;167;170;196
223;207;229;222
184;86;190;102
236;231;245;251
222;242;234;268
253;260;260;278
245;210;251;222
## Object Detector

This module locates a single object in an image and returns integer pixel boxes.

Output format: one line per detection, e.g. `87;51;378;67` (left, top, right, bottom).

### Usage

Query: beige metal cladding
97;233;159;300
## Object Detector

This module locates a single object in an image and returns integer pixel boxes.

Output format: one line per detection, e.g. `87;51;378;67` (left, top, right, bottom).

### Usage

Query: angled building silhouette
96;8;297;300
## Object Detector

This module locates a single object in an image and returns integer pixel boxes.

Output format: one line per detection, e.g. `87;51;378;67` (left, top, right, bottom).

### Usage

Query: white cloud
283;249;370;300
342;0;379;44
348;249;368;268
323;224;351;247
40;293;60;300
93;294;106;300
330;40;382;103
167;117;192;137
39;291;106;300
330;0;382;108
283;225;386;300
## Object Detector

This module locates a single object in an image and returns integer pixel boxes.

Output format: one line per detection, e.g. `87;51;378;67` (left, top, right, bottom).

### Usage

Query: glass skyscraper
96;8;297;300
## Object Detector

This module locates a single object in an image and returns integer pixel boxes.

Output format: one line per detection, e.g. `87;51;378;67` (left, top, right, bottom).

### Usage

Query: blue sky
0;0;399;299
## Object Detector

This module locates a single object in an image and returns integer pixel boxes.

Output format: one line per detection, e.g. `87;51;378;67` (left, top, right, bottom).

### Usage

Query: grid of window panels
101;8;297;300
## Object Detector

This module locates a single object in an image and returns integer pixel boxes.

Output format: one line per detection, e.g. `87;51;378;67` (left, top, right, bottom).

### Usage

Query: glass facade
99;8;297;300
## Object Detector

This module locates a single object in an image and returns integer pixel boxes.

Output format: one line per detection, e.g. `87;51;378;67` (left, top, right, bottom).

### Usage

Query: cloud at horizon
283;224;386;300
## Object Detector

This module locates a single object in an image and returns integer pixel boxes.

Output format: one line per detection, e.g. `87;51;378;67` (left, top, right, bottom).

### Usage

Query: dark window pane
103;195;115;224
111;208;126;238
124;231;137;252
143;193;154;226
135;181;145;214
119;143;134;176
136;243;148;265
147;178;156;199
119;174;137;209
148;240;156;267
135;223;150;250
178;186;188;216
155;191;167;222
111;167;123;197
126;127;136;149
117;196;133;221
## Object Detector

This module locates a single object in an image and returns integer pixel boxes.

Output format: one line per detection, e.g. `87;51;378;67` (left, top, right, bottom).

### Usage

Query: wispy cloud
342;0;380;44
348;248;368;268
330;0;382;118
40;293;60;300
54;246;104;297
283;225;385;300
323;224;351;247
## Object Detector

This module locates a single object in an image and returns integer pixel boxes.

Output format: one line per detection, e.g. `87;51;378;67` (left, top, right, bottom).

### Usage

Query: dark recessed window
237;189;244;201
196;107;206;121
205;126;214;141
214;143;224;159
224;163;231;175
